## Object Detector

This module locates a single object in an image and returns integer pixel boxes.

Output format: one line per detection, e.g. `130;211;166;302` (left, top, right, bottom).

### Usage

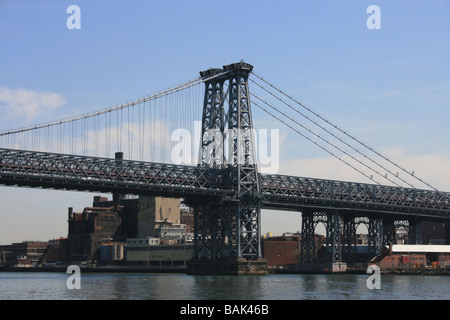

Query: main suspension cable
0;70;230;138
251;92;403;186
251;71;440;192
251;99;383;185
250;77;412;188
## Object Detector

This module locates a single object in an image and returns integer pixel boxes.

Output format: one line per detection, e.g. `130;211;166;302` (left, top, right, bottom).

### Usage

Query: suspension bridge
1;62;449;274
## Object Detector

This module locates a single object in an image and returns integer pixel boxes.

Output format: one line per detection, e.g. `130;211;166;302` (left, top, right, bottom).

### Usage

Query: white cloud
0;87;66;122
278;149;450;192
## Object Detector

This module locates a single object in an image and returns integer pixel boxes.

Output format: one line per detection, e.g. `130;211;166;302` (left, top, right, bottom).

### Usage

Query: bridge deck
1;148;449;220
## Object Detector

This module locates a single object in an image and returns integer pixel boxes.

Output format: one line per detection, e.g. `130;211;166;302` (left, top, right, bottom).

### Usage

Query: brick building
262;235;301;268
93;195;140;239
67;205;123;262
45;238;68;264
67;195;185;263
262;233;325;268
0;241;48;267
375;244;450;270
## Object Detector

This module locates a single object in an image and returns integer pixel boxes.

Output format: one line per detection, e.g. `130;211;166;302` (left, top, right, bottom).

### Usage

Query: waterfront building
99;241;126;262
262;234;301;269
262;233;326;269
126;237;193;269
0;241;48;267
46;237;68;264
66;195;186;263
67;206;123;262
136;196;181;238
126;217;192;268
374;244;450;270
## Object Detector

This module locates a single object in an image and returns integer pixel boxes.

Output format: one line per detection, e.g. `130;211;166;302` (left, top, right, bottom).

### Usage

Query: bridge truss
1;62;450;273
1;146;449;269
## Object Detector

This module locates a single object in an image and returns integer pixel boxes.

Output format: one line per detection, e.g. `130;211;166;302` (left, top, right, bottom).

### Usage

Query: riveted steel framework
260;174;450;219
194;62;262;261
299;211;432;265
0;148;232;200
368;217;383;258
1;63;450;267
343;216;357;264
4;148;449;219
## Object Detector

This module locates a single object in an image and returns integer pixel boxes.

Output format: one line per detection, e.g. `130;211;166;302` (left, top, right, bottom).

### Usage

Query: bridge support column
187;62;267;275
300;211;316;264
368;217;383;260
192;204;231;260
188;200;267;275
408;219;423;244
383;219;396;246
298;211;347;272
326;212;342;263
343;216;358;266
238;197;262;259
326;211;346;272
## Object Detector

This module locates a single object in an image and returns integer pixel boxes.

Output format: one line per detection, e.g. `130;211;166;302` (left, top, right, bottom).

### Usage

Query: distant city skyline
1;1;449;244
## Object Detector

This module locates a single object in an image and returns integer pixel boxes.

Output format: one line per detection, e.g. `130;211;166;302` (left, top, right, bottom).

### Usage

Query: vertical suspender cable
251;71;440;192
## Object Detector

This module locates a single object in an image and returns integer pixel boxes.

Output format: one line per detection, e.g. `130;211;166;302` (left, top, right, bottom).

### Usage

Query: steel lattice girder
0;149;450;219
343;216;358;264
0;148;231;198
2;148;450;221
329;212;342;262
237;197;262;258
192;204;237;260
300;211;316;263
260;173;450;219
199;77;226;168
197;62;262;260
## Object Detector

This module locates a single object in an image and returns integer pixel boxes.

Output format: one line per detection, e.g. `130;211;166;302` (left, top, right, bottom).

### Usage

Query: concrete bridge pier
187;258;268;275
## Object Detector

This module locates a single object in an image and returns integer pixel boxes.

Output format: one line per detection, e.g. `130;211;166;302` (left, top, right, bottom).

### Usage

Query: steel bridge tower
187;62;268;274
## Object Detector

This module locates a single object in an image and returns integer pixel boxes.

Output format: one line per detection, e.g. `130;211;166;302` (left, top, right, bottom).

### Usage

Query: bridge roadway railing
1;148;450;220
0;148;231;199
259;173;450;220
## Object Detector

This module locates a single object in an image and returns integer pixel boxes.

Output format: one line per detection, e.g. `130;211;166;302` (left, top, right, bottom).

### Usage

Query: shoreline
0;266;186;274
272;267;450;276
1;265;449;276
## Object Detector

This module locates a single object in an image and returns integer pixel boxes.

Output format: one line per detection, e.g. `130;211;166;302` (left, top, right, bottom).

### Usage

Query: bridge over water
1;62;449;274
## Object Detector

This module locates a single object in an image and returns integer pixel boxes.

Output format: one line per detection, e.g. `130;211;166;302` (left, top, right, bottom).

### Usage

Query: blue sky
0;1;449;243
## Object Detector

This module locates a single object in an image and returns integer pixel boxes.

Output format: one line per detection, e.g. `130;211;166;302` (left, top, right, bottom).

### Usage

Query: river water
0;272;448;300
